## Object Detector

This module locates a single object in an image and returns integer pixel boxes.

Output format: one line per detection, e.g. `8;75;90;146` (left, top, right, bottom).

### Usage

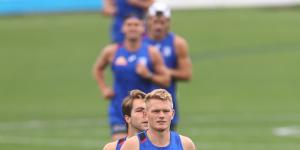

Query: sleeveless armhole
138;132;147;144
175;133;184;150
116;137;126;150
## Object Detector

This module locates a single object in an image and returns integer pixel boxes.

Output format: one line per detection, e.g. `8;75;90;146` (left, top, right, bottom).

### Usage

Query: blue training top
109;42;154;125
144;33;179;125
138;131;184;150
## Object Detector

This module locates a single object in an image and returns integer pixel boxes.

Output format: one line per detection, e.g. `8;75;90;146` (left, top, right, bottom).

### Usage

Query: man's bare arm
149;46;171;87
128;0;154;10
120;136;139;150
180;135;196;150
170;35;192;81
92;44;117;99
102;141;117;150
102;0;116;16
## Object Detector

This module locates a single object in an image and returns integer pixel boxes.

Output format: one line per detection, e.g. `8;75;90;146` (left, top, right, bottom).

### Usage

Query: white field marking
273;126;300;137
1;114;300;131
182;114;300;124
0;118;108;148
0;118;106;130
0;136;103;148
197;141;300;150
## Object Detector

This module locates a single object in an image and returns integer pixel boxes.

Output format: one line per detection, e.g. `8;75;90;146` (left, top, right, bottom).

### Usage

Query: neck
147;127;170;147
127;126;140;138
124;38;141;52
147;32;168;41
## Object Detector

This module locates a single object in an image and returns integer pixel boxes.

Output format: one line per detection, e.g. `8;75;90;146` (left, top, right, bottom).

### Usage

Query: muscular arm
127;0;154;10
102;0;116;16
103;141;117;150
120;136;139;150
170;35;192;81
149;46;171;87
92;44;117;99
180;135;196;150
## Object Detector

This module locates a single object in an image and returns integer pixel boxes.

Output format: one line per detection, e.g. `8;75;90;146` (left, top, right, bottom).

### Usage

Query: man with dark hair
102;0;154;43
93;16;170;140
103;90;148;150
144;2;193;130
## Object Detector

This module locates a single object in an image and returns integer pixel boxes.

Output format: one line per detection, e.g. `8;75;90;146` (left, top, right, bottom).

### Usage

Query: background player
144;2;193;130
103;90;148;150
93;15;170;140
121;89;196;150
102;0;154;43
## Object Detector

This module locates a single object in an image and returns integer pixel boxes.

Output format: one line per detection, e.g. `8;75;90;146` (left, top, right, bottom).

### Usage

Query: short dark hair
122;90;146;117
124;13;144;21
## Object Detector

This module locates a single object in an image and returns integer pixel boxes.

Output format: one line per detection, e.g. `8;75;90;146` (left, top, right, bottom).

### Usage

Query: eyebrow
134;107;145;110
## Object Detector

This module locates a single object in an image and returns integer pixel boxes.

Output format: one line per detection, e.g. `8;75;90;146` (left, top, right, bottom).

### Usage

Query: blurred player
102;0;154;43
93;15;170;140
103;90;148;150
121;89;196;150
144;2;192;130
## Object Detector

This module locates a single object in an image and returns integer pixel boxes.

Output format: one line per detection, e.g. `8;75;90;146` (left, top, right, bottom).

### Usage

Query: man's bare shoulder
174;34;188;47
103;141;117;150
120;136;139;150
102;43;119;54
179;135;196;150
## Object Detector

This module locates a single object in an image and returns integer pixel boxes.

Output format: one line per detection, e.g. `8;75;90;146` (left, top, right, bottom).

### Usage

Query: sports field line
183;113;300;124
0;135;102;148
273;126;300;137
0;118;105;130
1;113;300;130
198;141;300;150
191;44;300;61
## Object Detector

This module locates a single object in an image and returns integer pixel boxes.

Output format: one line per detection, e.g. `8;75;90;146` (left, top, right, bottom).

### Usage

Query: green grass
1;9;300;150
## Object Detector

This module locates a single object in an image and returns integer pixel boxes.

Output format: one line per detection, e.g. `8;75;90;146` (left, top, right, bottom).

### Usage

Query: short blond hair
145;89;173;108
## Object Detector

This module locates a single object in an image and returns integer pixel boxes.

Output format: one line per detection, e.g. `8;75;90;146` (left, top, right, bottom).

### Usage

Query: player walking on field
93;15;170;140
144;2;192;130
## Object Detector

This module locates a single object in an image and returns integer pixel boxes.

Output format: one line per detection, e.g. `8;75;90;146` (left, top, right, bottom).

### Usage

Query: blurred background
1;0;300;150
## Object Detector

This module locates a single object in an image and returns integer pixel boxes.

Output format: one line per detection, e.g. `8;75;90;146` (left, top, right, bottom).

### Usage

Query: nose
158;111;165;119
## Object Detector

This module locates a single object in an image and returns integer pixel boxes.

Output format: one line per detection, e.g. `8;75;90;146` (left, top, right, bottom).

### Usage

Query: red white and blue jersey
138;131;183;150
109;42;154;126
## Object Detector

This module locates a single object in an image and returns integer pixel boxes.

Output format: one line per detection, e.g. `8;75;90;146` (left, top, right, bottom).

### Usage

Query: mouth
155;30;162;33
156;121;166;124
142;121;148;124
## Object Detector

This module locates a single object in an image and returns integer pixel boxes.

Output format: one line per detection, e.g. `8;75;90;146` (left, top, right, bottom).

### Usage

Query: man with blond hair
121;89;196;150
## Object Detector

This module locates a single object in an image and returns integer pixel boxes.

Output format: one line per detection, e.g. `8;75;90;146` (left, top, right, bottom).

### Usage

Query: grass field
1;8;300;150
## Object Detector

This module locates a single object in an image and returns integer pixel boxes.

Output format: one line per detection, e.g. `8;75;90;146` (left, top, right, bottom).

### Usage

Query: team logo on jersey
138;57;148;65
163;46;172;57
115;56;127;66
128;55;137;63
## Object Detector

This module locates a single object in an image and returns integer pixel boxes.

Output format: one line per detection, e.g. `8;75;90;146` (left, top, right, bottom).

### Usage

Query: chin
154;126;168;132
